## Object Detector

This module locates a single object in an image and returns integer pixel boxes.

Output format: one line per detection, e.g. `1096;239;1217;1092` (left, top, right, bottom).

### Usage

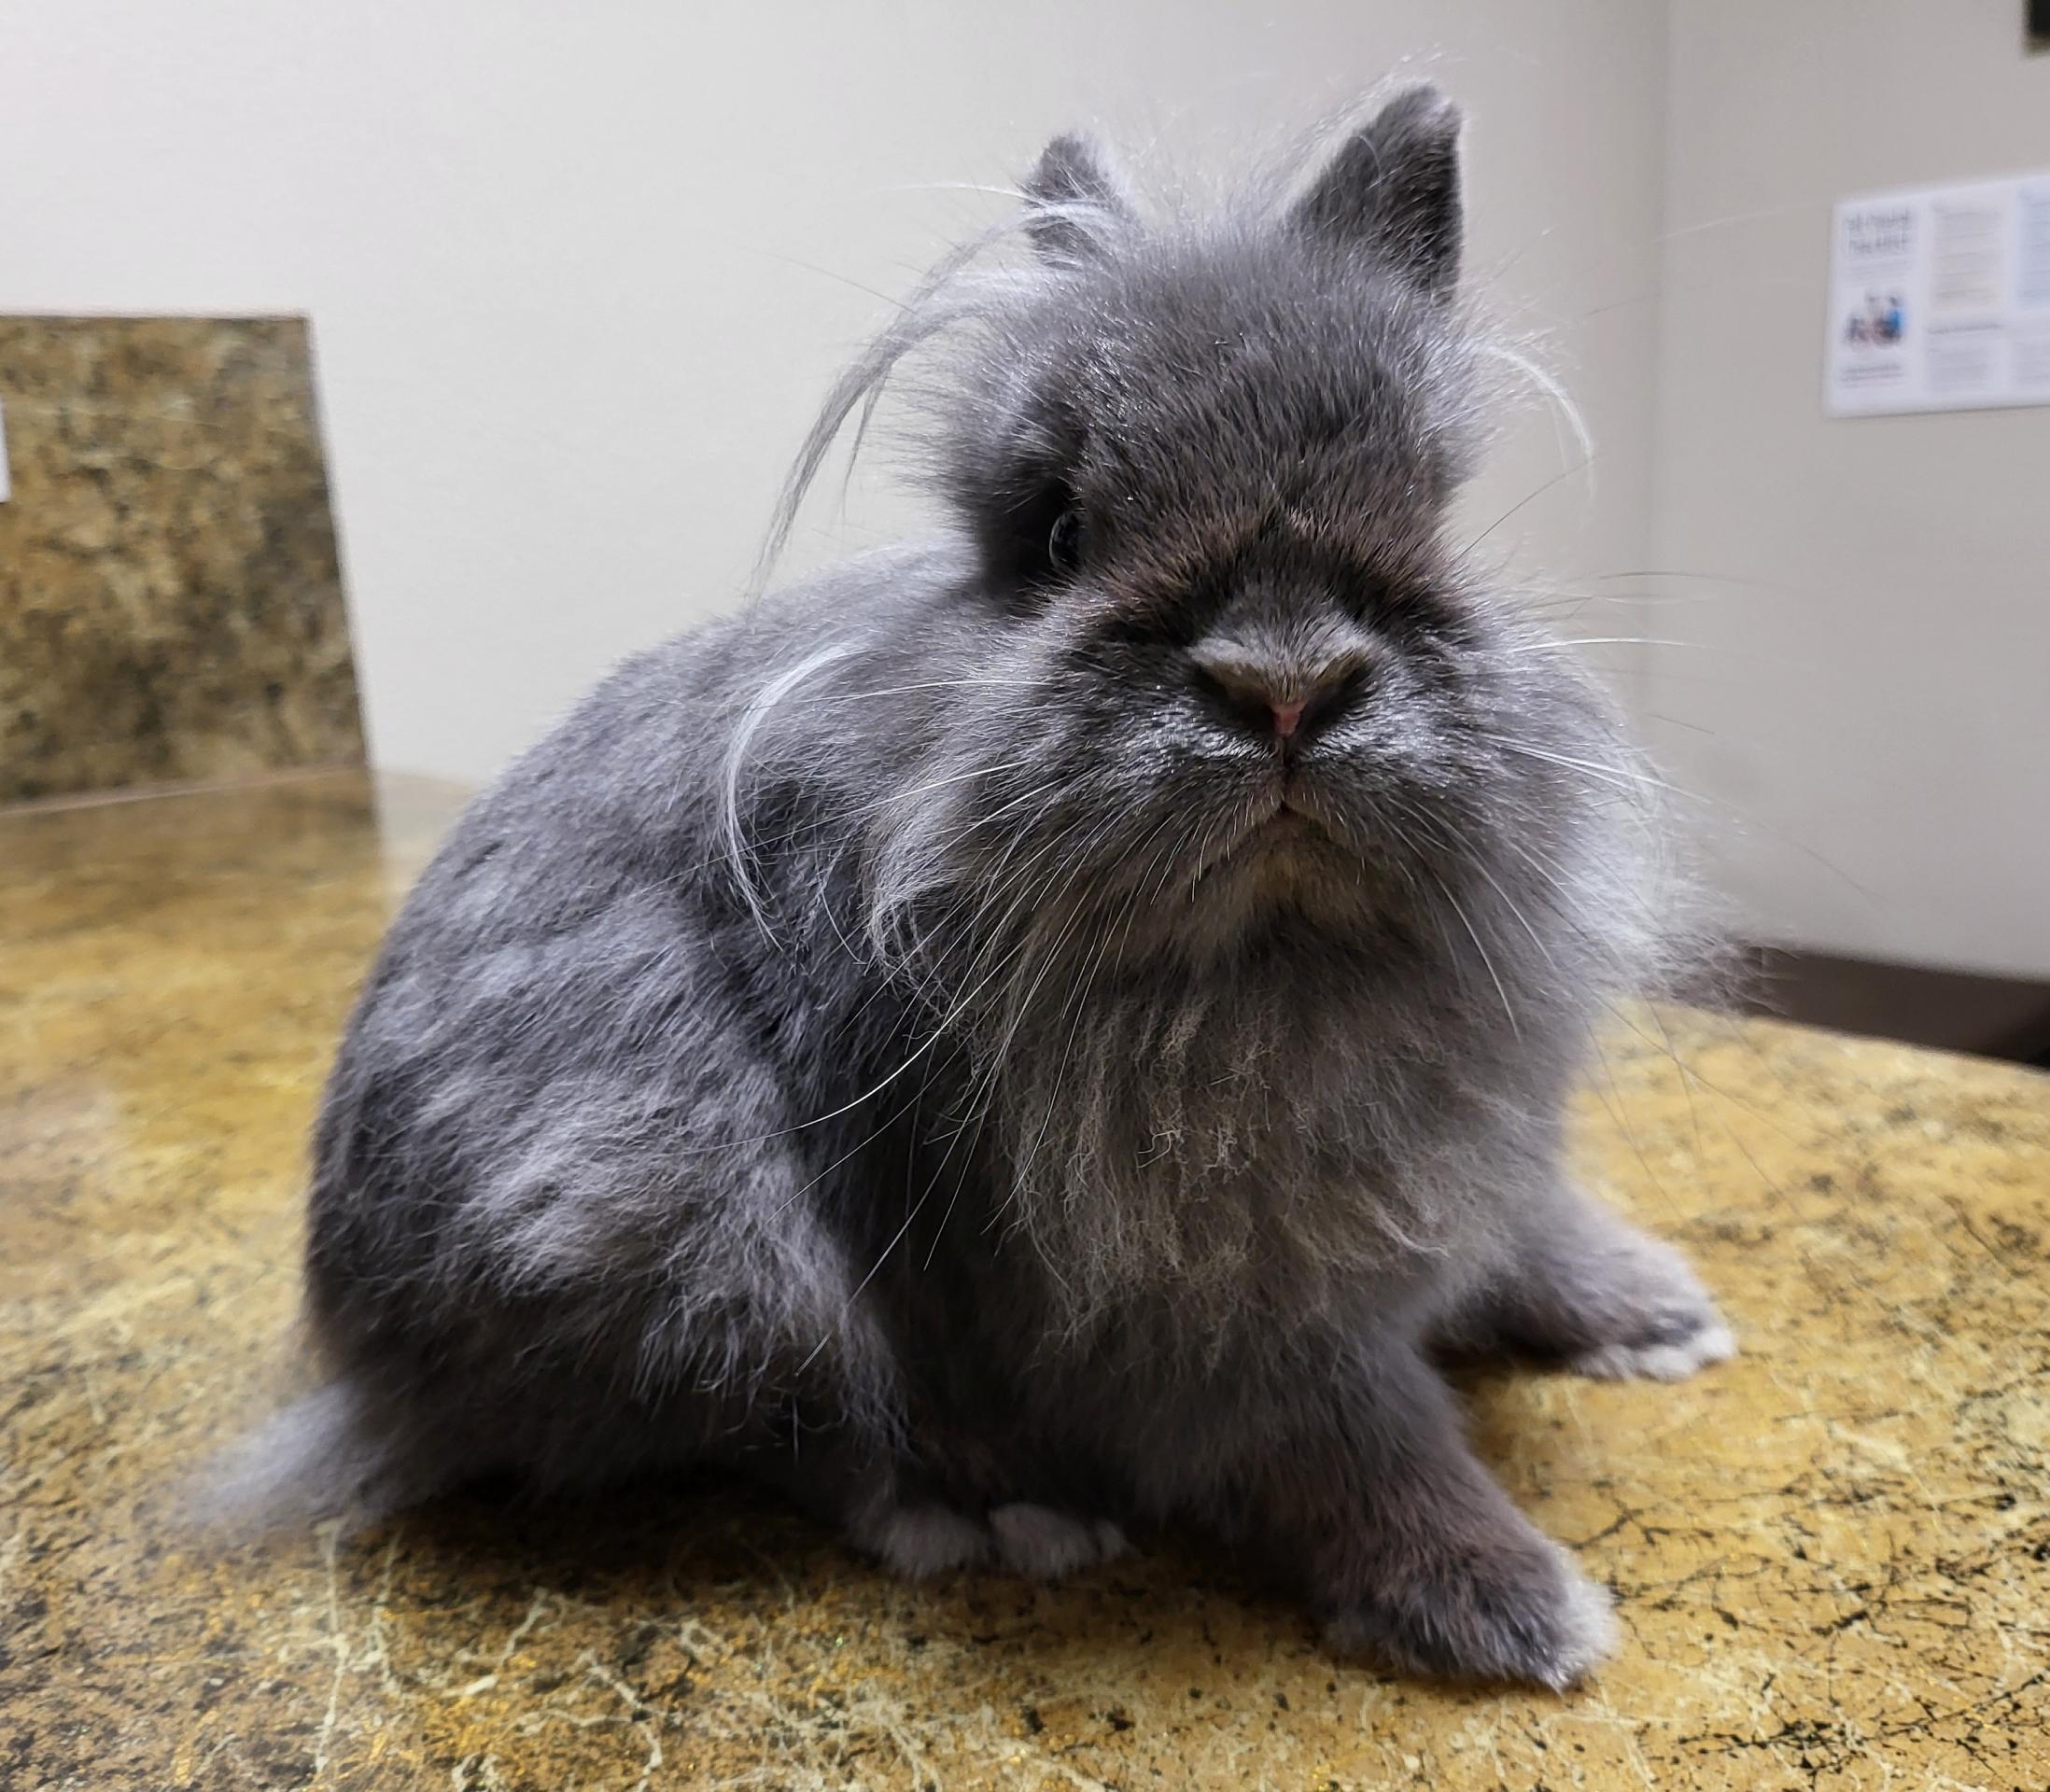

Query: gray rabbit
260;87;1733;1688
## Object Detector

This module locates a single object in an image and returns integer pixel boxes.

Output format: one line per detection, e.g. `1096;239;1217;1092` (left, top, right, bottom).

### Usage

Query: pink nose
1271;699;1307;740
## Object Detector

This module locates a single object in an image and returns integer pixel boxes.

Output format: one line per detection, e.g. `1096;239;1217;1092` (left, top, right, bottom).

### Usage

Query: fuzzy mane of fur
702;99;1706;1331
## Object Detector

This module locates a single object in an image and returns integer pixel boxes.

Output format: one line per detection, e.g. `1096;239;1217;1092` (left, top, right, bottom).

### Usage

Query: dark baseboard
1739;947;2050;1067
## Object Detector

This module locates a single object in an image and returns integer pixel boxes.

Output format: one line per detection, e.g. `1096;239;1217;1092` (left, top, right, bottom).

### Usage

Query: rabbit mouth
1269;775;1343;834
1192;783;1335;882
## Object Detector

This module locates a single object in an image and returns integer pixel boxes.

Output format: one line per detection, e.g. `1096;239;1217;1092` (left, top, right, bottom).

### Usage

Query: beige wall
1648;1;2050;977
1;3;1669;787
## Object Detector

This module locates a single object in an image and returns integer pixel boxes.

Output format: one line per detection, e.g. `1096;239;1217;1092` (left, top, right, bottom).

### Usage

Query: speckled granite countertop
3;770;2045;1790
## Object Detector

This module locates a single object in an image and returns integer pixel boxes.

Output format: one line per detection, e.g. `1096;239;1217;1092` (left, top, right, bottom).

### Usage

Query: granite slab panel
0;316;363;804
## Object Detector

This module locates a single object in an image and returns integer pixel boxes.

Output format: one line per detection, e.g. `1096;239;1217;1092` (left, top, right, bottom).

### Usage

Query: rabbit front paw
1324;1535;1617;1689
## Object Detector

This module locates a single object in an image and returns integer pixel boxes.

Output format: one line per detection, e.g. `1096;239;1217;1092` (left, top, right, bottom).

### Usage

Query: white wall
1649;0;2050;978
0;2;1670;787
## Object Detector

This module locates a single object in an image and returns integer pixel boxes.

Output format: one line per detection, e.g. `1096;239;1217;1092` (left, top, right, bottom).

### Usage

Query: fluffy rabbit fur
257;87;1734;1688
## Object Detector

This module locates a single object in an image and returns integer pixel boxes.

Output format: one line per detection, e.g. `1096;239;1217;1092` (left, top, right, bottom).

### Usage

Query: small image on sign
1840;292;1906;349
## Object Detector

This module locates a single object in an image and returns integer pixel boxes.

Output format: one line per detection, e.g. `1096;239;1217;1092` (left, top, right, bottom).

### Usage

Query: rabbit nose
1191;647;1362;747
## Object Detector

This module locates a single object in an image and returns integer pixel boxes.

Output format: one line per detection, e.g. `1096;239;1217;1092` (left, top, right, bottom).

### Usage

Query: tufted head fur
728;88;1697;1329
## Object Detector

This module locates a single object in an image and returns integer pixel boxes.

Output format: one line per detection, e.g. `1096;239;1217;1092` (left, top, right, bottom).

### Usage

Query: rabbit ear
1290;86;1463;298
1021;132;1136;264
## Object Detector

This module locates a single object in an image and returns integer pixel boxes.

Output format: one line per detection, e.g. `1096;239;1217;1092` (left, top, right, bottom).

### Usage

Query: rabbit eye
1046;507;1087;574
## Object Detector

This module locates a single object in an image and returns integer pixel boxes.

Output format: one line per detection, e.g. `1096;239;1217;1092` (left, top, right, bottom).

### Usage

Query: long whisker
1426;869;1521;1040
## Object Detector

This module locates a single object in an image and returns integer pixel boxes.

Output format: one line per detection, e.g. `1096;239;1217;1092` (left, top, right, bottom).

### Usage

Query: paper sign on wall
1825;171;2050;417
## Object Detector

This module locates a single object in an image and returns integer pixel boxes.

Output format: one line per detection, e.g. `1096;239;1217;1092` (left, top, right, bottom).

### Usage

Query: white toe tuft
860;1502;989;1578
989;1504;1127;1579
1573;1318;1737;1383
